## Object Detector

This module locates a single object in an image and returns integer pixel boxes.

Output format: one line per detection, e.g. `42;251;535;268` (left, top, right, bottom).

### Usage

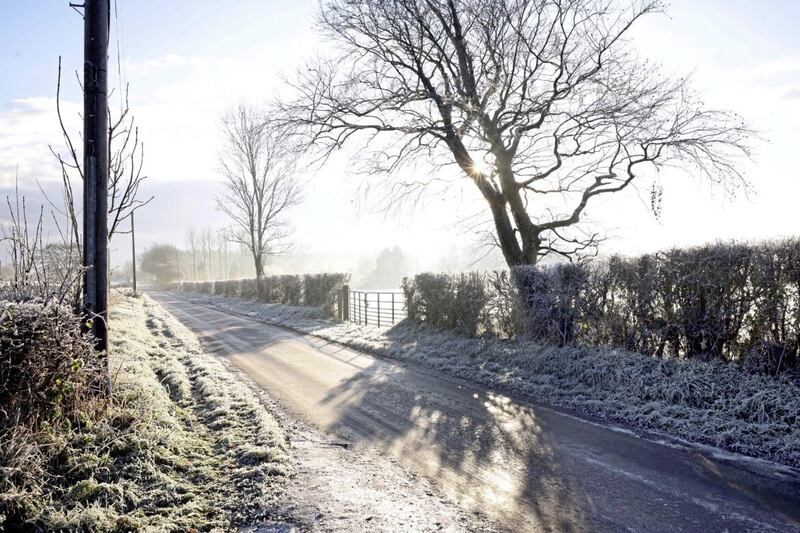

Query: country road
151;292;800;533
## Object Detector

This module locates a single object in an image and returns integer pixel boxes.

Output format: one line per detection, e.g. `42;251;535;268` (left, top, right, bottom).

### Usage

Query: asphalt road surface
152;292;800;533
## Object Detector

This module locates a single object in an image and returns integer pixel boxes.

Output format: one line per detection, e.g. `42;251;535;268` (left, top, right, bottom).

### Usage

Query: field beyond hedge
0;294;288;531
175;291;800;469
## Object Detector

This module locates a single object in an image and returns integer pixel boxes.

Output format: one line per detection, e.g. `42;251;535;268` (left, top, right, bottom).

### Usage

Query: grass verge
0;293;288;531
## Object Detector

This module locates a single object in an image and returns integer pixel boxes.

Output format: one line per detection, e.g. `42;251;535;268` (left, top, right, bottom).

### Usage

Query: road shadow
153;293;800;533
303;322;800;532
166;298;588;530
315;342;593;532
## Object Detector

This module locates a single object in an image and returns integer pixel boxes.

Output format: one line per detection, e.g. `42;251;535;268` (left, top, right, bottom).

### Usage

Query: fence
339;285;406;327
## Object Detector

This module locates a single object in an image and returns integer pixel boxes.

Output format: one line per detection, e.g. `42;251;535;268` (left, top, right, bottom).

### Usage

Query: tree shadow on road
316;348;594;532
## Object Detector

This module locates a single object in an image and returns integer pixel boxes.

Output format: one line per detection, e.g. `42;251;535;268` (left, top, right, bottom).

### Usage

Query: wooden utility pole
131;211;137;295
83;0;110;356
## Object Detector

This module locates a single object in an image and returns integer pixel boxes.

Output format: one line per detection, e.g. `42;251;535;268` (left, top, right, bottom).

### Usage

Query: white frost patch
653;436;800;479
582;456;661;490
547;408;643;438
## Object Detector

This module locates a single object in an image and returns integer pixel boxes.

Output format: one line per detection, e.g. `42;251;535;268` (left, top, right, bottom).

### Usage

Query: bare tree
200;226;214;280
217;105;302;298
216;227;229;279
1;180;84;305
50;58;153;244
186;227;198;281
106;87;153;238
282;0;752;267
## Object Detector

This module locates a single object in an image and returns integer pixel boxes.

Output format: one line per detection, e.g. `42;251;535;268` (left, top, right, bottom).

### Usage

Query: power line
112;0;128;111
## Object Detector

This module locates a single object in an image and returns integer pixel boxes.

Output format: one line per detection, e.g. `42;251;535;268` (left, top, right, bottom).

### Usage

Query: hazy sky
1;0;799;273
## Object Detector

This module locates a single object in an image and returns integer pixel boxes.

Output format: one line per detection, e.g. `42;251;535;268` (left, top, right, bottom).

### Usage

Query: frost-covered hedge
0;300;102;430
1;294;289;531
404;239;800;373
304;273;350;314
268;275;303;305
402;271;521;338
403;272;489;337
176;273;350;316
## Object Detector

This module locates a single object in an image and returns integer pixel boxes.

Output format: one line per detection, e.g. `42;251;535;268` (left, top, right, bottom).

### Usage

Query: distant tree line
139;233;257;286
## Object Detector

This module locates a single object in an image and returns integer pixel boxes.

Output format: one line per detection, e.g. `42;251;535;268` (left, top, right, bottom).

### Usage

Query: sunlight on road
379;386;566;530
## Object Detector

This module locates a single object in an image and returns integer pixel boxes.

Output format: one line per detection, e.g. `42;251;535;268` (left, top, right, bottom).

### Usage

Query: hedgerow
176;273;350;316
403;272;489;337
402;239;800;375
0;300;103;431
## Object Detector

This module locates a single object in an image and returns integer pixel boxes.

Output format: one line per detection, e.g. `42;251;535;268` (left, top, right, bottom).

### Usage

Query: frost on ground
0;293;288;531
176;291;800;469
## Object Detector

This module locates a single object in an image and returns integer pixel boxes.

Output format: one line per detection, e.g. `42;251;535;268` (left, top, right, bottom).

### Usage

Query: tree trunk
487;199;524;267
481;184;541;269
455;140;541;269
496;159;540;266
254;253;264;300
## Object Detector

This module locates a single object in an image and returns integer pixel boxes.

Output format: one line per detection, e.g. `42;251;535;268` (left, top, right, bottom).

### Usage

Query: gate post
341;284;350;321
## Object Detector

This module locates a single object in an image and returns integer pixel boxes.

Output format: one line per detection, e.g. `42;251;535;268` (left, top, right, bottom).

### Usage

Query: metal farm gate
338;286;406;327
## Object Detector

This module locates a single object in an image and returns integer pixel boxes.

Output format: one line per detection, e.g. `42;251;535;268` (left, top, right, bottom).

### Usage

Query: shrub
0;300;102;431
275;275;303;305
258;275;303;304
514;264;588;346
304;273;350;314
403;272;490;337
239;278;258;299
178;281;214;295
213;280;225;296
178;273;350;316
402;239;800;373
512;239;800;371
1;294;290;531
484;270;521;338
228;280;241;298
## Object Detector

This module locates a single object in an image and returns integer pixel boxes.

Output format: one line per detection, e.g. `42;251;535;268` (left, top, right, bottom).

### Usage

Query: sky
1;0;799;275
